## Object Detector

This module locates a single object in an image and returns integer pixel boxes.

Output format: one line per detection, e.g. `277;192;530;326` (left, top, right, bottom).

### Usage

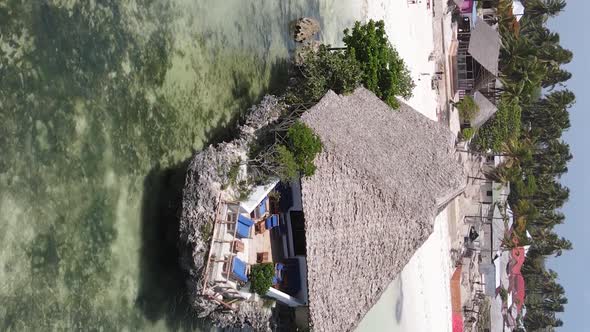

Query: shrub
286;121;322;177
472;98;522;152
456;96;479;122
286;45;362;104
250;263;275;296
343;20;415;108
273;145;299;182
461;128;475;140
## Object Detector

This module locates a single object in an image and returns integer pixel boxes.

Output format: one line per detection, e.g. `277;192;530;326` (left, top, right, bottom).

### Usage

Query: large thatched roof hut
298;88;466;331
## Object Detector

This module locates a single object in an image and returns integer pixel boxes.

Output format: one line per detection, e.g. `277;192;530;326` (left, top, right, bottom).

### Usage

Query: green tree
286;121;323;177
343;20;415;108
250;121;322;182
542;66;572;89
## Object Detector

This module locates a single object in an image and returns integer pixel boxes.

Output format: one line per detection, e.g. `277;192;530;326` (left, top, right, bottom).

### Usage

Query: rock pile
178;95;284;330
293;17;320;43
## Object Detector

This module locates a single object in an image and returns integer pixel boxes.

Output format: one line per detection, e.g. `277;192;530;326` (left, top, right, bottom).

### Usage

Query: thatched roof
469;21;501;76
299;88;466;332
472;91;498;128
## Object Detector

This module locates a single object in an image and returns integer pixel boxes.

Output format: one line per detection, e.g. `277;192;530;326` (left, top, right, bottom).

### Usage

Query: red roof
450;267;464;332
510;247;526;275
509;247;527;313
511;274;526;312
453;313;464;332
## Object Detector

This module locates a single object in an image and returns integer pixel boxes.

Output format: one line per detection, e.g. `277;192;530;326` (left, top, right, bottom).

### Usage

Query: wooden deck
246;224;274;265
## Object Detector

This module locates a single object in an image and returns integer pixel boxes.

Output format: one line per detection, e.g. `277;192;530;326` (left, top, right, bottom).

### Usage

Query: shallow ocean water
0;0;361;330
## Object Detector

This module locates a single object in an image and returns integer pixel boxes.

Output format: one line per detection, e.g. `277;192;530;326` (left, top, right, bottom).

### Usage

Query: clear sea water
0;1;361;330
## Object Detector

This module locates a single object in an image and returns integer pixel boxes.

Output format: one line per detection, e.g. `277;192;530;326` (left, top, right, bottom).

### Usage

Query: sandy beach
356;209;455;332
356;0;461;331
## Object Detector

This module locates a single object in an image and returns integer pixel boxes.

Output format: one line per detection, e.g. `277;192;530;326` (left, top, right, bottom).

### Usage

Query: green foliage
343;20;415;108
461;128;475;140
273;145;300;182
472;98;521;152
456;96;480;122
268;190;281;202
286;45;362;104
286;121;322;177
249;263;275;296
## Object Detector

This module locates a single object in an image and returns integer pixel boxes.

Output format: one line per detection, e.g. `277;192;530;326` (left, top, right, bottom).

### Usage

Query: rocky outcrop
178;95;284;330
293;17;320;43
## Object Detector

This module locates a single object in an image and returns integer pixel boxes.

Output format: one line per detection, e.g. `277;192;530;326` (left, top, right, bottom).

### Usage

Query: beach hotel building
201;88;467;331
450;1;502;130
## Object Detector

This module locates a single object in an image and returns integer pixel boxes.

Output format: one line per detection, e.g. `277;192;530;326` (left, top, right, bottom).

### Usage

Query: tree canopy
473;0;575;330
343;20;415;108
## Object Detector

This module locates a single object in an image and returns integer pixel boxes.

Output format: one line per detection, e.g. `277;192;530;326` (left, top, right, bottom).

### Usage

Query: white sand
356;209;454;332
356;1;458;331
363;0;438;120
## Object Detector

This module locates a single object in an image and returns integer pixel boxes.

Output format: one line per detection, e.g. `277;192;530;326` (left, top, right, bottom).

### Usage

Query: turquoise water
0;1;361;330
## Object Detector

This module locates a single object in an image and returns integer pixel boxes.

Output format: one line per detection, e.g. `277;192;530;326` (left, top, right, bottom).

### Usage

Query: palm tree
542;66;572;89
485;164;521;184
527;0;567;18
499;138;534;168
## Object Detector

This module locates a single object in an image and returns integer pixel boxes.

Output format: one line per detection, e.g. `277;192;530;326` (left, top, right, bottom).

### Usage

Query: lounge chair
231;256;249;282
265;214;279;230
236;214;254;238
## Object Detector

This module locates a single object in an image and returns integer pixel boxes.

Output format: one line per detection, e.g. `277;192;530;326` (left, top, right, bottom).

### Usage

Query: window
486;190;493;197
486;155;495;162
226;210;238;234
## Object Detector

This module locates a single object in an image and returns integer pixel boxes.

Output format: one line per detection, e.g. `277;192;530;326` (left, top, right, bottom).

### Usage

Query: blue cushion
238;214;254;226
236;214;254;238
232;257;248;282
258;197;267;215
265;215;279;229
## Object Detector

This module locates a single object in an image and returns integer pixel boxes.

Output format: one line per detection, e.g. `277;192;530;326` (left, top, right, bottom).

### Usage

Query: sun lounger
265;214;279;230
236;214;254;238
231;256;249;282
